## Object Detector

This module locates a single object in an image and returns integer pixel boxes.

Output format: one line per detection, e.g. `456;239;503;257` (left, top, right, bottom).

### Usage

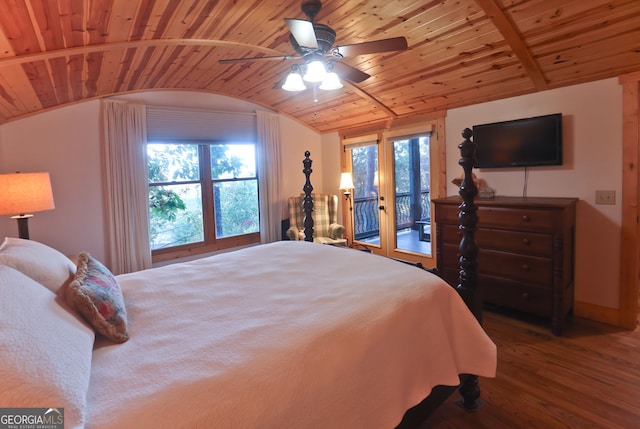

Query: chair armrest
328;223;345;240
286;226;302;241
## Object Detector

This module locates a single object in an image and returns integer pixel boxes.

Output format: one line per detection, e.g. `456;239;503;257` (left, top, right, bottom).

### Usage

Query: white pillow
0;266;94;429
0;237;76;293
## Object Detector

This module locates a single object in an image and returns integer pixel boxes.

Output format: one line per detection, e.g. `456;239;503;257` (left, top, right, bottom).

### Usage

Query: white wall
318;78;624;312
0;101;105;259
0;81;624;312
0;91;322;262
446;78;623;309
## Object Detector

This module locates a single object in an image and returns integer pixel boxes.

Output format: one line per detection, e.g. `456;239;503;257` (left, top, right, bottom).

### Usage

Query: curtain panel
256;111;283;243
101;100;151;274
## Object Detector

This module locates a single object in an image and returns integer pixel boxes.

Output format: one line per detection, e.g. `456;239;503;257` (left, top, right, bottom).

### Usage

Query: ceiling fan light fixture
282;66;307;92
319;71;342;90
303;59;327;83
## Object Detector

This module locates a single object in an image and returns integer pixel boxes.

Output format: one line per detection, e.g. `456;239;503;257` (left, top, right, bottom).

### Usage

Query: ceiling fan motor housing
289;23;336;56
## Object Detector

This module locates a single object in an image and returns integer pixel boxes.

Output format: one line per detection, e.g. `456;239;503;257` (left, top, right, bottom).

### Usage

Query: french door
342;121;444;268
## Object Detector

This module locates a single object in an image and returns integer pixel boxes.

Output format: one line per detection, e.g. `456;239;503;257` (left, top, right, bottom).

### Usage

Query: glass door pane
350;145;381;247
391;136;431;256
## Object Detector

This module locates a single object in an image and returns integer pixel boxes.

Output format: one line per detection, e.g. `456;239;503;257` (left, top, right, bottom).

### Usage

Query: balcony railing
354;191;430;240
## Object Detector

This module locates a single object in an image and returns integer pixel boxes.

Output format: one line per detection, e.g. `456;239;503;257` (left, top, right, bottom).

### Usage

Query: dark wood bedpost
456;128;482;410
456;128;481;321
302;151;314;242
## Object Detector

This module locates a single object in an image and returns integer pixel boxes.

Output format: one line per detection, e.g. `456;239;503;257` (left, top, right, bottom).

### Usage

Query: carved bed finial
302;151;314;242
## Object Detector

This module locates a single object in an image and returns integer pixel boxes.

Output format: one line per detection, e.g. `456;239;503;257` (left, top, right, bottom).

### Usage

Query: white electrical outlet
595;190;616;205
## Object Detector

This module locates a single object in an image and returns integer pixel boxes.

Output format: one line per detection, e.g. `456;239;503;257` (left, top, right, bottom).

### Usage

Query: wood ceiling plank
107;0;140;41
21;60;58;108
538;29;640;72
546;50;640;87
55;0;87;49
506;0;640;37
95;49;124;95
27;0;65;50
203;0;268;43
47;56;71;104
0;66;39;113
523;3;640;51
0;27;16;58
473;0;548;90
86;0;112;45
155;0;217;39
67;53;85;100
0;0;42;55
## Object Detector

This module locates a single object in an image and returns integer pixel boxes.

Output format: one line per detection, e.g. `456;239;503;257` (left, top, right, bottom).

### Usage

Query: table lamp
0;172;55;239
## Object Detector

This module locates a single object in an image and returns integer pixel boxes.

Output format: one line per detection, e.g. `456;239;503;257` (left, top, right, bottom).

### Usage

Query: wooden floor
420;309;640;429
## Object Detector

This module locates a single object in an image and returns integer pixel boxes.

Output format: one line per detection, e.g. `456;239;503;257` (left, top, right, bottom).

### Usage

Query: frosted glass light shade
282;71;306;92
0;172;55;216
303;60;327;83
319;71;343;90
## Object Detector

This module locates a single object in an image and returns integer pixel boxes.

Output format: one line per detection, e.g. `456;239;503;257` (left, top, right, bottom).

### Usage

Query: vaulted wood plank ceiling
0;0;638;133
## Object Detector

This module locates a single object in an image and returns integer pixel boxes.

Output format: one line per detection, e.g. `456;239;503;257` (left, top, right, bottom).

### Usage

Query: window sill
151;233;260;264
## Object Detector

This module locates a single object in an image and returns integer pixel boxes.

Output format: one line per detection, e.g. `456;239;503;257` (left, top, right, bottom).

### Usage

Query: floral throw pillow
67;252;129;343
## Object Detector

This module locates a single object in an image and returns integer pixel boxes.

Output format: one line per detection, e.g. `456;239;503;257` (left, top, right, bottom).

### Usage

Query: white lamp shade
319;71;343;90
0;172;55;216
339;172;354;190
303;60;327;83
282;71;307;91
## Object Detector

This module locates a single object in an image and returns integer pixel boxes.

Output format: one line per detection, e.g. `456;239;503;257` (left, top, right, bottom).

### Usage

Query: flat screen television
472;113;562;168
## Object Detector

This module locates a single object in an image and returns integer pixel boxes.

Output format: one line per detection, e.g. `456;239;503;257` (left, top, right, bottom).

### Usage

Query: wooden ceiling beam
344;81;398;119
0;39;285;68
473;0;548;91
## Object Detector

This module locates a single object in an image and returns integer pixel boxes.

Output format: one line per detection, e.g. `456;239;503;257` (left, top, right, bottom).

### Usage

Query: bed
0;129;494;428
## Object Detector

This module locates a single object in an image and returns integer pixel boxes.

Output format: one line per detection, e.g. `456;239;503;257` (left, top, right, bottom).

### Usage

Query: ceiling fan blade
333;61;370;84
285;18;318;49
219;55;298;64
335;36;408;57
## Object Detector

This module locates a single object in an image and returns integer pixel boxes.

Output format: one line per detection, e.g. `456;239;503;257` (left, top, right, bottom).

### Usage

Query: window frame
148;140;260;263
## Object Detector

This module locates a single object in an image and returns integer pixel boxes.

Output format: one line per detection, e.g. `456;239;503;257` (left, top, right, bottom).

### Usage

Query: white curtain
256;111;282;243
102;100;151;274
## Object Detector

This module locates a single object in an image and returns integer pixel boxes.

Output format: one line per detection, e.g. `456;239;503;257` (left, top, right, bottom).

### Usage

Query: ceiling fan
218;0;408;87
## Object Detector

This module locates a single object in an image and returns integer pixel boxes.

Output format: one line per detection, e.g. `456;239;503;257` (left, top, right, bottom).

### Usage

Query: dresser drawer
481;275;552;316
479;206;555;231
441;224;553;257
441;244;552;285
478;249;552;285
433;203;459;224
478;228;553;257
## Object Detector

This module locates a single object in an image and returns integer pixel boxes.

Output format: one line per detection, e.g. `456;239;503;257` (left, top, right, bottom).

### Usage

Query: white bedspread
86;241;496;428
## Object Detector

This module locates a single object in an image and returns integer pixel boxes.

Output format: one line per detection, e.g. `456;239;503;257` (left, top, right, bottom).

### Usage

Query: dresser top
433;195;578;208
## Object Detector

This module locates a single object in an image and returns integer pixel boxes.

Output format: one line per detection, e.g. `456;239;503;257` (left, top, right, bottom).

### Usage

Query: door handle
379;205;385;210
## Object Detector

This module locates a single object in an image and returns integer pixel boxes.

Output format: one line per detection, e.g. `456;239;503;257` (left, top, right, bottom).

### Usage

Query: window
148;141;260;258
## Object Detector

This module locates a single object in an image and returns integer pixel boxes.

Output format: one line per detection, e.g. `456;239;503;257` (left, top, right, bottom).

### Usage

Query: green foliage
215;180;259;237
149;187;186;221
147;142;259;250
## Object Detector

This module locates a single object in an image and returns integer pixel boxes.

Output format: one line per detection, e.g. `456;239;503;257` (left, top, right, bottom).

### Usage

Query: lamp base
11;214;33;240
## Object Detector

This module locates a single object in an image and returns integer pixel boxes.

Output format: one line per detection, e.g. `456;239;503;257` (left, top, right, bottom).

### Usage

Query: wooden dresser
433;196;577;335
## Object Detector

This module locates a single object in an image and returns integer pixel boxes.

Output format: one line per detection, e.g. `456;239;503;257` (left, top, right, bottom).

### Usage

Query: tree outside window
148;142;259;253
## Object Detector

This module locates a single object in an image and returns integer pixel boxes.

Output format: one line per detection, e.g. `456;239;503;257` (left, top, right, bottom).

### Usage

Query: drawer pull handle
522;292;529;301
522;264;530;271
522;238;531;245
522;215;530;222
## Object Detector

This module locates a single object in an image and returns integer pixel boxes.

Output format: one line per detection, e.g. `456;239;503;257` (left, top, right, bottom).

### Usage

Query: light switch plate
595;190;616;205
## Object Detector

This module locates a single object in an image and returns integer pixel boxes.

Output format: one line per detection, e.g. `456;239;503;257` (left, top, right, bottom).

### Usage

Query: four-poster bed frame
298;128;483;426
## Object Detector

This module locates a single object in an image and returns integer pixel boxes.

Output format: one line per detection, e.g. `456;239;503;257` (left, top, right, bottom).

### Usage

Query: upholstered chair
286;194;346;245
